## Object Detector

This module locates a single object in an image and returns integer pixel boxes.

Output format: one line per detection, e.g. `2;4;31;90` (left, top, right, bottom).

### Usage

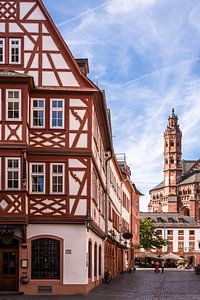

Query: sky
43;0;200;211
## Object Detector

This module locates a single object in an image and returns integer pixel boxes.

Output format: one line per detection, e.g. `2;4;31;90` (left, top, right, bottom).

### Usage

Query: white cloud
48;0;200;211
105;0;157;15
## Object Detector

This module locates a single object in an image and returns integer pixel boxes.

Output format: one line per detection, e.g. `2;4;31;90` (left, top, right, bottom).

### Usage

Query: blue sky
43;0;200;211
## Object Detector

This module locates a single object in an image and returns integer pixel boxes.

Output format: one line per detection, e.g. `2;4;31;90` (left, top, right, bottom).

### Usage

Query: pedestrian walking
161;260;165;273
154;261;160;273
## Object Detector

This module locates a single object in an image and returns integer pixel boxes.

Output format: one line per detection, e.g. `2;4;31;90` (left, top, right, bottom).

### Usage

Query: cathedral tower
164;108;182;212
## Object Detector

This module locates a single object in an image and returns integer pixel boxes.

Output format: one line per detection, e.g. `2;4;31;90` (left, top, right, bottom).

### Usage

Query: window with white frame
30;163;45;193
6;158;20;190
31;99;45;128
51;164;64;194
6;90;21;120
50;99;64;128
0;38;5;64
9;38;21;64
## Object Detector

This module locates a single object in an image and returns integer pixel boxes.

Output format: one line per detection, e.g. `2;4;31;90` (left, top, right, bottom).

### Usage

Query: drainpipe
105;151;112;236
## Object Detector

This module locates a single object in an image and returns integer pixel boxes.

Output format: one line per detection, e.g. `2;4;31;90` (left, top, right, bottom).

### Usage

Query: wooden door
0;248;18;291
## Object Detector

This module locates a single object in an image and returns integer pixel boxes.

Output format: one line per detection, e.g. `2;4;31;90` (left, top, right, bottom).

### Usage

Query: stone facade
148;109;200;220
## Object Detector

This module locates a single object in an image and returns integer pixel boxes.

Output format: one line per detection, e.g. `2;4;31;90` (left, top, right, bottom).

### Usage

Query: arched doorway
0;238;19;291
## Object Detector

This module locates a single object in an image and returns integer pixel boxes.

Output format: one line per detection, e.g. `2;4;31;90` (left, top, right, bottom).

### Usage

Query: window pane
52;101;58;107
38;165;43;173
38;177;44;192
52;100;63;108
57;185;62;193
52;165;58;173
52;177;57;185
33;111;43;126
14;91;19;98
8;160;13;168
14;180;19;188
14;111;19;118
14;102;19;110
32;165;37;173
8;102;14;110
32;175;44;192
57;101;63;108
14;160;18;168
8;91;13;98
57;165;63;173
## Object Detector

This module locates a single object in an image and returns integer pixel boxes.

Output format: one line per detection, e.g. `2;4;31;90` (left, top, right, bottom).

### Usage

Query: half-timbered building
0;0;114;295
0;0;141;295
105;154;141;276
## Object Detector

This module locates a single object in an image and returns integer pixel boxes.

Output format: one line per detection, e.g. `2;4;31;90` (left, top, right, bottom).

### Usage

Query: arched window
88;241;92;278
99;246;102;276
184;207;190;216
31;238;60;279
94;244;97;277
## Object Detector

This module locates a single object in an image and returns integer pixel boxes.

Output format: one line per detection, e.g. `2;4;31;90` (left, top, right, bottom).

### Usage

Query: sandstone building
145;110;200;265
148;109;200;220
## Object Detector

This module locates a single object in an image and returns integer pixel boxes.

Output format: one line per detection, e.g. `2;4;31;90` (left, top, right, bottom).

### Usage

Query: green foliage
140;217;168;250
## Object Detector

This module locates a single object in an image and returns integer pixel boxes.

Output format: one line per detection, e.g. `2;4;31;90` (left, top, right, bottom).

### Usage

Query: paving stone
1;270;200;300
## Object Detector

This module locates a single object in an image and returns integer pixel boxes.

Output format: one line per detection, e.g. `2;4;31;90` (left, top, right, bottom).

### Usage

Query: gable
185;159;200;175
0;0;95;89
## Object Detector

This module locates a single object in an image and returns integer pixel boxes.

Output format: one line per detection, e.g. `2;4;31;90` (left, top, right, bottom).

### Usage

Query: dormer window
9;38;21;64
0;38;5;64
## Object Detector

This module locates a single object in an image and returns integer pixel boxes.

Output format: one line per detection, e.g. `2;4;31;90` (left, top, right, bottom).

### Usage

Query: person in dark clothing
161;260;165;273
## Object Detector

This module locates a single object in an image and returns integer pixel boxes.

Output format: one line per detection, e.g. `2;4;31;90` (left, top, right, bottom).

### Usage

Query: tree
140;217;168;250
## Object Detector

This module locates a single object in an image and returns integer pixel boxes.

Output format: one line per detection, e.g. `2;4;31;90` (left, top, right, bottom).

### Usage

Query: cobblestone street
1;270;200;300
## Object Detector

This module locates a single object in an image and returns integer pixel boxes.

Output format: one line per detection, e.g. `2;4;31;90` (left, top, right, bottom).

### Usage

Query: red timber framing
0;0;97;89
0;0;113;295
0;1;112;231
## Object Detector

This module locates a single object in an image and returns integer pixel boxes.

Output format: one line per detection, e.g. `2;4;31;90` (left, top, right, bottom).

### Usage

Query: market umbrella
161;252;181;260
139;252;158;258
145;252;158;258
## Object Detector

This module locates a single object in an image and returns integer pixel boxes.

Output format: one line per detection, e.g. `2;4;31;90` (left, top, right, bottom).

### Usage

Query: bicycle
103;270;112;283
